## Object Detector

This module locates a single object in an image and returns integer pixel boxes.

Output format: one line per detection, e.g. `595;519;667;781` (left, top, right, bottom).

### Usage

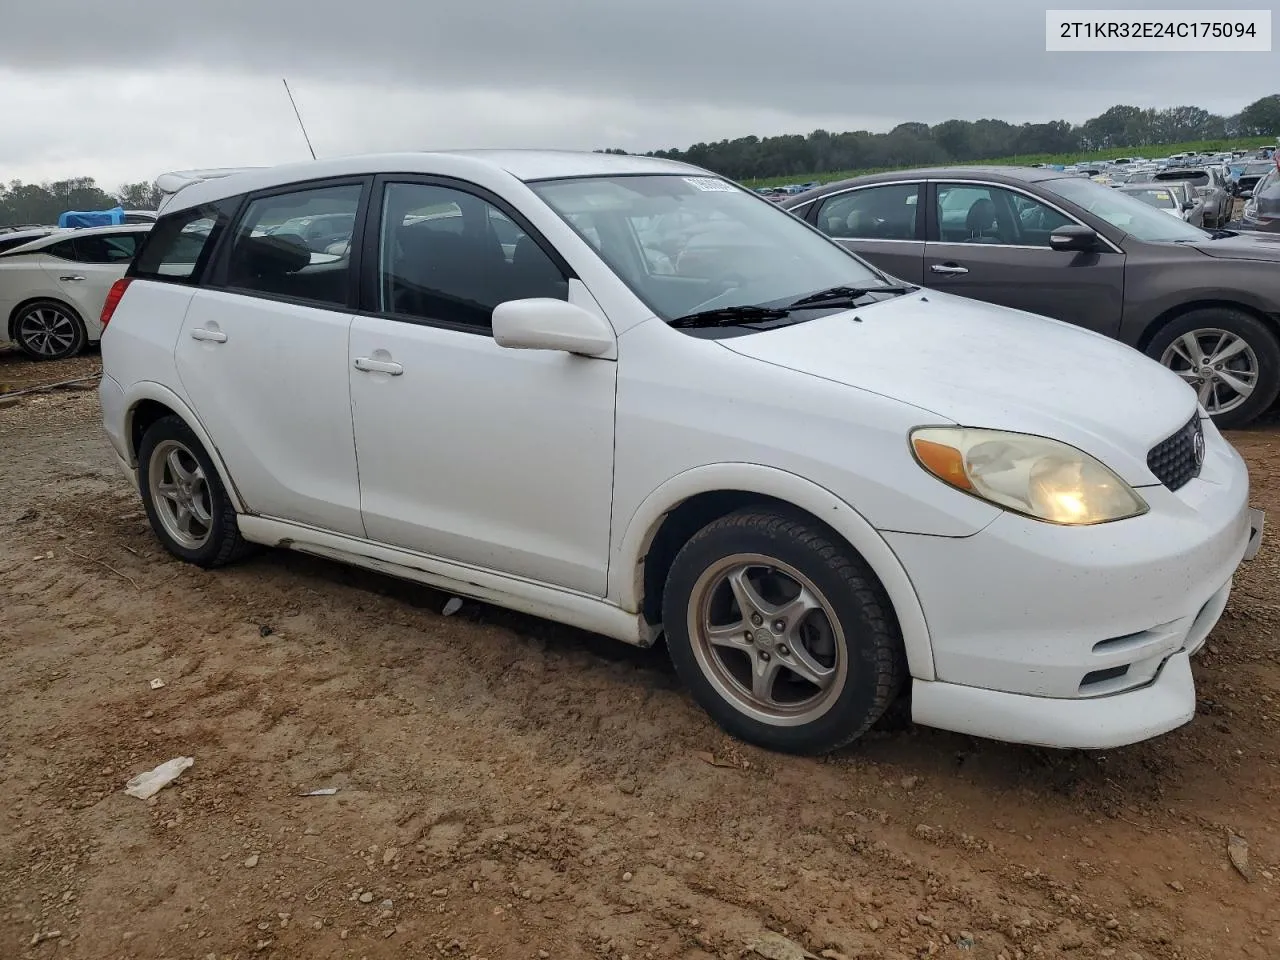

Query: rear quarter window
130;197;239;283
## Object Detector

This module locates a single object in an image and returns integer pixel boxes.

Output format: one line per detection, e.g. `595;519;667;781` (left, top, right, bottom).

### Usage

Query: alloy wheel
685;553;848;726
1159;328;1259;416
17;304;79;358
147;439;214;550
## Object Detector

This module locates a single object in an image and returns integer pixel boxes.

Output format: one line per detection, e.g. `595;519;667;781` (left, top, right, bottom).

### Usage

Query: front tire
138;415;251;568
12;300;87;360
1146;308;1280;428
661;508;906;755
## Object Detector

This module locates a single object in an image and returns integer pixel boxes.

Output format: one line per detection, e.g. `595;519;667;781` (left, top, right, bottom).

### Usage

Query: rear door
806;182;925;283
173;178;368;537
922;180;1126;336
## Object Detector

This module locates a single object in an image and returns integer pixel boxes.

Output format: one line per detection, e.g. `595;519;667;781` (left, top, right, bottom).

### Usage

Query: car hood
1188;232;1280;261
718;290;1195;486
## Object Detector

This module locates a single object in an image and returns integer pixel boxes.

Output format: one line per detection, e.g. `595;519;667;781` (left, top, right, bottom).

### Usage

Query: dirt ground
3;346;1280;960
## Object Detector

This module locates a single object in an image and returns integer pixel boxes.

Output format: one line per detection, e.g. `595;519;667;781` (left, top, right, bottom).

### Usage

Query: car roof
160;150;707;214
780;165;1077;204
0;222;151;256
0;226;55;240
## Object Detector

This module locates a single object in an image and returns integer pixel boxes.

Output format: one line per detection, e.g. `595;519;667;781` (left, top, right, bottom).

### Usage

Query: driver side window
375;182;569;331
935;183;1073;247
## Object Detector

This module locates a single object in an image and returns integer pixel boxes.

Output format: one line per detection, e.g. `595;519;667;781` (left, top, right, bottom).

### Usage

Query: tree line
0;179;162;229
604;94;1280;182
5;95;1279;228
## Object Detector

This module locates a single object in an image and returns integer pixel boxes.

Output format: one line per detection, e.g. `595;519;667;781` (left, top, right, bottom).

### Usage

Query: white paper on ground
124;756;194;799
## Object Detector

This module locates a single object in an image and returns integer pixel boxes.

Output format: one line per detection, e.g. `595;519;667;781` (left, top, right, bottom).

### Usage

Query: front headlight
910;426;1148;525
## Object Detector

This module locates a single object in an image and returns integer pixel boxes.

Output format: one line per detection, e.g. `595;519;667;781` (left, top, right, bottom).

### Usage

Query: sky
3;0;1276;190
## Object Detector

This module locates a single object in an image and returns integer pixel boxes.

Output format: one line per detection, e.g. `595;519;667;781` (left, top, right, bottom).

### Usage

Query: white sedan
0;223;151;360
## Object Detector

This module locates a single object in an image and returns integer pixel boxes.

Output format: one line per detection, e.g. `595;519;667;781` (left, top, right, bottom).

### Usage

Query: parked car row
781;165;1280;426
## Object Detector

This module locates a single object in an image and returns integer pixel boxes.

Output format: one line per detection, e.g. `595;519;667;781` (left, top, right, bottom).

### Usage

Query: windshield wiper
668;305;792;328
786;284;916;309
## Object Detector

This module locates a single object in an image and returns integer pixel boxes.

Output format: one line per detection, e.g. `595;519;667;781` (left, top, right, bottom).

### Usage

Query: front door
348;178;617;596
806;182;926;284
174;179;367;537
923;181;1126;336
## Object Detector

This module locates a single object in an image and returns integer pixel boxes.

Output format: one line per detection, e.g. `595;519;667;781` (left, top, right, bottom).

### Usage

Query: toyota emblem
1193;426;1206;469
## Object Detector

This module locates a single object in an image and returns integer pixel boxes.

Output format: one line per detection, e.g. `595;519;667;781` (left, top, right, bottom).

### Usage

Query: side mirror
492;298;615;357
1242;189;1254;200
1049;224;1100;252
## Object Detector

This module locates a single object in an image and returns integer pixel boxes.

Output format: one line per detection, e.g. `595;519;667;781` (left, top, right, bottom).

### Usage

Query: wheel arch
1135;298;1280;354
613;464;936;680
122;381;248;514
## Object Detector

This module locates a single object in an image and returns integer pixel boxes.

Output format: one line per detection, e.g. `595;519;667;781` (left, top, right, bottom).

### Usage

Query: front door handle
190;328;227;343
353;357;404;376
930;263;969;275
59;275;85;282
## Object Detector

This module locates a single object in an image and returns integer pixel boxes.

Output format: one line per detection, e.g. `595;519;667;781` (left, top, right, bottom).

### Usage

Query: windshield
528;174;886;322
1042;175;1210;242
1118;186;1178;210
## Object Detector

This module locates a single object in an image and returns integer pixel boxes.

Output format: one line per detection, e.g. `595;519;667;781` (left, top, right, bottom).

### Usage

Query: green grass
741;137;1275;188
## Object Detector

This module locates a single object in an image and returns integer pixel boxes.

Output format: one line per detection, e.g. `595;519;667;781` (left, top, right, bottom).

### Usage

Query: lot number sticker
683;177;736;192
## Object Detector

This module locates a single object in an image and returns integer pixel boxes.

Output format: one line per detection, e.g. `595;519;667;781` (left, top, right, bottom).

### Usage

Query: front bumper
911;649;1200;750
886;423;1259;749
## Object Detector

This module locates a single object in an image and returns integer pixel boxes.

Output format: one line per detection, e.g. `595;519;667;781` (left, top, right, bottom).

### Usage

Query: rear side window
217;182;363;309
815;184;920;240
0;233;50;255
73;233;140;263
45;239;78;260
131;198;237;283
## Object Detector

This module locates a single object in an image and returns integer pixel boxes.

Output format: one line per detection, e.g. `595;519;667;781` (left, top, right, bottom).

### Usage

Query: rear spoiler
154;167;264;212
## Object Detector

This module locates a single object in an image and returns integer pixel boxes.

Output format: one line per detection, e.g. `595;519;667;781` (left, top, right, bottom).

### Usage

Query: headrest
237;233;311;277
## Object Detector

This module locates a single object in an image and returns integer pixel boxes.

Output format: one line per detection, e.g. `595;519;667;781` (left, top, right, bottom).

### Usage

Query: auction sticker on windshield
1046;10;1271;51
683;177;737;192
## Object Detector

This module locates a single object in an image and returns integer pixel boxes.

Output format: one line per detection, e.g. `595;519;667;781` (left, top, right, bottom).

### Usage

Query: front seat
964;198;1001;242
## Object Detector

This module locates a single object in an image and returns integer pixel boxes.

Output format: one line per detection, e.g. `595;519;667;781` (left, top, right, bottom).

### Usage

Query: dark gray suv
781;166;1280;427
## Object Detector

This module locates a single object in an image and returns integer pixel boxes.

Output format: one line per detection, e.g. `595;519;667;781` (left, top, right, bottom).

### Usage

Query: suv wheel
1146;308;1280;428
661;508;906;755
13;300;87;360
138;415;252;568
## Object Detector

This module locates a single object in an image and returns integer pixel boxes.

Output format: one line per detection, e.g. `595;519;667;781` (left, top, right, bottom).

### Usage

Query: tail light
100;277;133;332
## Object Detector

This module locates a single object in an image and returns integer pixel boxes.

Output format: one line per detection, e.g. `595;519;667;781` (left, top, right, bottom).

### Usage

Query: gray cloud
2;0;1275;187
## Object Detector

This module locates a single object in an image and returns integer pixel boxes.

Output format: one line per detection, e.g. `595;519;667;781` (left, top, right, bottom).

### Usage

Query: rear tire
138;415;252;568
12;299;87;361
1146;308;1280;428
661;507;906;755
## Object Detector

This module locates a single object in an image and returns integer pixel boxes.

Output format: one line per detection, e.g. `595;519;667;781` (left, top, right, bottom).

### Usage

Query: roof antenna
282;78;317;160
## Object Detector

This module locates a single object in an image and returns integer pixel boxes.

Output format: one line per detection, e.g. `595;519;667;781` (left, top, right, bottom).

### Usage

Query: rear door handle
930;263;969;275
190;328;227;343
59;275;85;282
353;357;404;375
